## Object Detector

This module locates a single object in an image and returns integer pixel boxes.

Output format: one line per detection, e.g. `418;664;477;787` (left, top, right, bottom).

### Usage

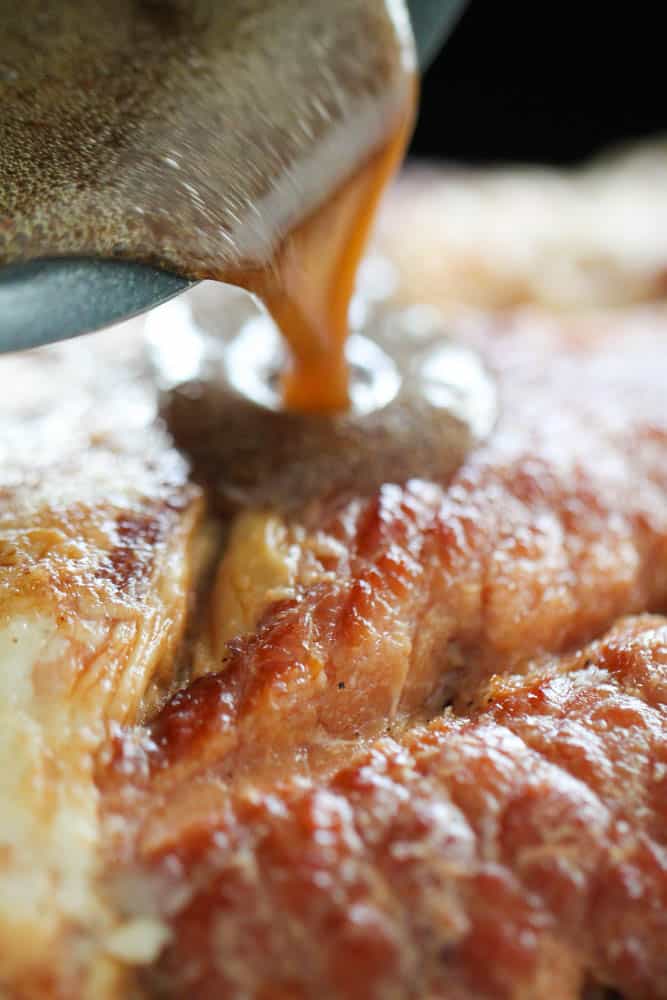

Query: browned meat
4;155;667;996
107;616;667;1000
112;309;667;797
98;308;667;999
0;339;204;997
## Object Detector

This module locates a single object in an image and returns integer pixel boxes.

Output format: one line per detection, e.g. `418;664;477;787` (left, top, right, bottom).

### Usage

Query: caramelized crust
109;617;667;1000
4;303;667;998
3;158;667;997
112;311;667;805
0;340;203;996
97;307;667;999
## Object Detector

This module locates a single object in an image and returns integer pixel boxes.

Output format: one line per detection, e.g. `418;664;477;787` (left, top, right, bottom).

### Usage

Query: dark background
409;2;665;165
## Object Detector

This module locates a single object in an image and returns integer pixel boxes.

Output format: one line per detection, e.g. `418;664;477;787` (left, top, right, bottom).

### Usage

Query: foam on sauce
0;0;415;412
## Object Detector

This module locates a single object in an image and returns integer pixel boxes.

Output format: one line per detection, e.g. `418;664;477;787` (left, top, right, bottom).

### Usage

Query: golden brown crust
97;304;667;1000
133;308;667;791
111;616;667;1000
0;339;203;995
3;156;667;996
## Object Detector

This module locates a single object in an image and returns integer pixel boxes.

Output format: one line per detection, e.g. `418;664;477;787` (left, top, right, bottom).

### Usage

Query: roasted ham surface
0;340;203;996
2;155;667;998
96;307;667;1000
110;616;667;1000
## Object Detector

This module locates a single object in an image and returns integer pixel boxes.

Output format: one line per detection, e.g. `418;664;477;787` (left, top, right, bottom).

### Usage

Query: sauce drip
0;0;416;412
245;105;414;412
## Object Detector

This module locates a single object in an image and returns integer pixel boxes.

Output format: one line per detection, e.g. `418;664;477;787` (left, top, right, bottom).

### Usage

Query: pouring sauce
0;0;415;412
253;109;414;411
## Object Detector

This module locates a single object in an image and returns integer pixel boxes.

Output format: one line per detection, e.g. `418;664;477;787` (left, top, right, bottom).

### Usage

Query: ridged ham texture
0;338;203;997
116;309;667;790
110;616;667;1000
101;308;667;999
4;150;667;996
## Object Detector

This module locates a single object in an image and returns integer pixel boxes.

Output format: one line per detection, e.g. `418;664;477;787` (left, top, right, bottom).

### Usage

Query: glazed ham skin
128;310;667;791
3;151;667;997
2;300;667;999
0;340;204;997
100;309;667;1000
108;616;667;1000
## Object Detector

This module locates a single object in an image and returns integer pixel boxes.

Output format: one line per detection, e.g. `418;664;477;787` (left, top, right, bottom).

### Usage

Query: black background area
409;1;666;165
